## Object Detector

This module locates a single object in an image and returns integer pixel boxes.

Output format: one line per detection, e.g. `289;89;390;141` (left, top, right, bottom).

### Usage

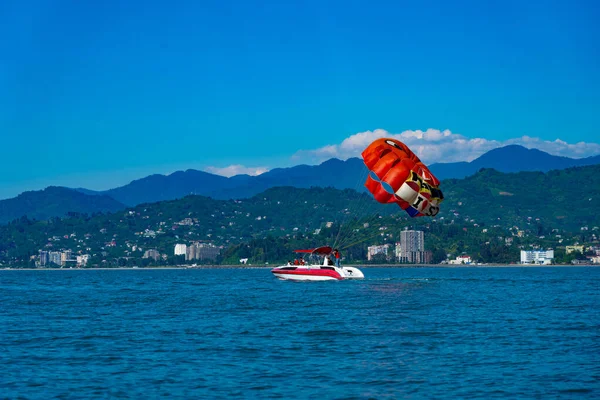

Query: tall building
400;230;424;254
39;251;49;266
186;243;221;262
61;250;73;266
403;250;432;264
49;251;62;266
399;230;430;263
174;244;187;256
396;230;431;263
186;245;197;261
197;243;220;261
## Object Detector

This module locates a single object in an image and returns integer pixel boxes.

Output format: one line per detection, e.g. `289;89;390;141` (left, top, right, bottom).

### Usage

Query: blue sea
1;267;599;399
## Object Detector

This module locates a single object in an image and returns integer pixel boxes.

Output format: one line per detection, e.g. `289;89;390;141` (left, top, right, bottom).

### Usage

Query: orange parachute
361;138;443;217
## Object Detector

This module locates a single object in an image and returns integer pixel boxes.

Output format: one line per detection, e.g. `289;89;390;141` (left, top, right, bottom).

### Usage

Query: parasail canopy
361;138;443;217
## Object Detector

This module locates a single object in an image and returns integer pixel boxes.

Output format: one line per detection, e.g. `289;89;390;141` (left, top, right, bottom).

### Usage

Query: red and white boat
271;246;364;281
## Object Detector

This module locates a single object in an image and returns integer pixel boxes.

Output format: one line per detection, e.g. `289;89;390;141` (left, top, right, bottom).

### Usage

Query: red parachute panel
361;138;443;217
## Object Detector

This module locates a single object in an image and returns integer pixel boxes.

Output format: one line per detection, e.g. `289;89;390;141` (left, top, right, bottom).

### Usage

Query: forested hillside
1;165;598;267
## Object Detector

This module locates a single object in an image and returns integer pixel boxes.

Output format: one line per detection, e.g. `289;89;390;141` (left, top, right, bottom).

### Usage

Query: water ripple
0;267;598;399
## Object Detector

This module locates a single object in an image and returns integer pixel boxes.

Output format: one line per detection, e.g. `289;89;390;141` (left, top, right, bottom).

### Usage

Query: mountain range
1;144;599;224
0;187;125;225
80;144;600;207
428;144;600;180
76;157;368;206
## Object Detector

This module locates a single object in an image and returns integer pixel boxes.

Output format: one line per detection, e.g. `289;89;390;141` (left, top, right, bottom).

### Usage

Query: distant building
521;250;554;265
174;244;187;256
143;249;161;261
400;230;424;251
395;242;402;260
77;255;90;267
399;230;429;263
186;245;197;261
186;243;221;262
368;244;391;261
404;251;433;264
61;250;73;266
49;251;62;266
449;255;472;265
566;245;584;254
39;251;49;266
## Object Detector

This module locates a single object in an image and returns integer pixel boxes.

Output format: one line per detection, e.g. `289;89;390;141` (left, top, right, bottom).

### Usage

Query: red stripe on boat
271;268;343;280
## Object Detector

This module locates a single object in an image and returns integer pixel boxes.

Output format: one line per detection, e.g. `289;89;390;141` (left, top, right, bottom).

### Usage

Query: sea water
1;267;598;399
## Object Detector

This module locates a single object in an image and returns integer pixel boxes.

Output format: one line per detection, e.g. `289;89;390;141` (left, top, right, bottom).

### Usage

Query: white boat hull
271;265;364;281
274;273;340;281
341;266;364;279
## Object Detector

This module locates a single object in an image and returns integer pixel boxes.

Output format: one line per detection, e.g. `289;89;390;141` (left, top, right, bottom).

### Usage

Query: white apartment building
521;250;554;265
77;254;90;267
174;244;187;256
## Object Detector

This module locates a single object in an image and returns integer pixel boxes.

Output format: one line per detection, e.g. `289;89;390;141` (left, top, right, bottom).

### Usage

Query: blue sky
1;0;599;199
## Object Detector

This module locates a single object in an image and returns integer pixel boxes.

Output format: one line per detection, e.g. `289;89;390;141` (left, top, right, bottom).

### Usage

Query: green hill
440;166;600;229
0;165;598;267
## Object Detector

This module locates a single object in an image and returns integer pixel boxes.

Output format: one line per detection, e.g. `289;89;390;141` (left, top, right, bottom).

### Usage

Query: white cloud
292;129;600;164
205;165;269;177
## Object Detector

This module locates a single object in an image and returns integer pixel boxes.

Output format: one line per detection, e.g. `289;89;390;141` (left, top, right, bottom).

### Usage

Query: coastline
2;263;598;271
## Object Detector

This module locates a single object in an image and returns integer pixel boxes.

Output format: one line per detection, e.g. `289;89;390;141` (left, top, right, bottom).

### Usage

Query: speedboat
271;246;364;281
